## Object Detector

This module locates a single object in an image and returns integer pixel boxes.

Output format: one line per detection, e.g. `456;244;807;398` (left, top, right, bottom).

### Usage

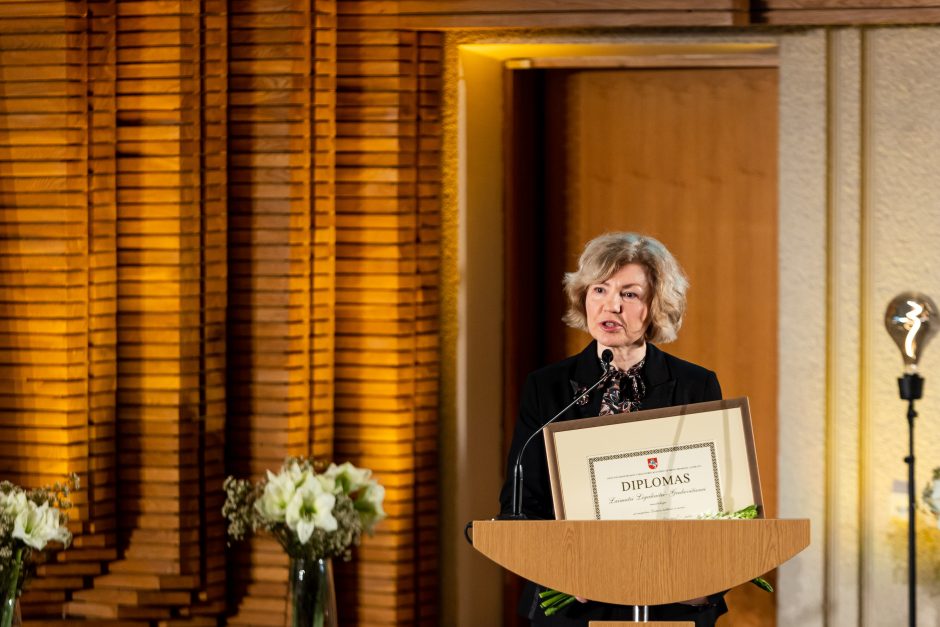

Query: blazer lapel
642;342;676;410
570;340;605;418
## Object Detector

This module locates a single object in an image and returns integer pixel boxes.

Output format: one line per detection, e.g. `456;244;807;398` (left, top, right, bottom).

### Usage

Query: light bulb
884;292;938;373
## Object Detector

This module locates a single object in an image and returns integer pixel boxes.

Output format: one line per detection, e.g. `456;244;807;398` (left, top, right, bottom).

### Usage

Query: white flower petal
296;518;316;544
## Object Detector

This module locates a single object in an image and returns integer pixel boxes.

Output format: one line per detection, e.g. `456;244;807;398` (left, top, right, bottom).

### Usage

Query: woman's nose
604;293;622;312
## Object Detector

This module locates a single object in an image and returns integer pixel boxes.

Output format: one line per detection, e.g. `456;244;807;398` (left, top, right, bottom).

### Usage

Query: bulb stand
898;373;923;627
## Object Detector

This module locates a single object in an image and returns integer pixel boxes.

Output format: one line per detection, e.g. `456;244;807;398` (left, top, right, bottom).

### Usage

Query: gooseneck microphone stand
899;372;923;627
504;350;614;520
463;351;615;545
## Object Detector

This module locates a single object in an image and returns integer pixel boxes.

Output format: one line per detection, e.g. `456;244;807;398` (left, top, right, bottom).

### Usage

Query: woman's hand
575;596;588;603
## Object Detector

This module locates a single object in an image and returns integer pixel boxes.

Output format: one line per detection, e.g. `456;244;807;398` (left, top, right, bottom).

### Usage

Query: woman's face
584;263;651;351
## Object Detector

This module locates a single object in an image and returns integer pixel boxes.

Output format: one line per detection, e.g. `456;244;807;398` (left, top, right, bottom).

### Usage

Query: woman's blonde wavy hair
563;232;688;344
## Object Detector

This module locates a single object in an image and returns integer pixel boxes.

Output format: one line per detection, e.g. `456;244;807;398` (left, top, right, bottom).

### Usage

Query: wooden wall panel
413;30;441;627
395;0;750;28
311;0;337;462
0;0;89;498
0;1;118;619
334;2;441;624
1;1;435;625
224;0;331;624
53;0;229;623
226;0;312;483
196;0;231;618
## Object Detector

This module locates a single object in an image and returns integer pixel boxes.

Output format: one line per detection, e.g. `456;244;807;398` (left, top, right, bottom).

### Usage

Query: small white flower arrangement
222;457;386;560
0;476;77;627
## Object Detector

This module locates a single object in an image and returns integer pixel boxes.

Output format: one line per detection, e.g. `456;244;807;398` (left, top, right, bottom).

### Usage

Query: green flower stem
538;590;566;604
1;547;23;627
752;576;773;593
544;595;577;616
539;589;577;615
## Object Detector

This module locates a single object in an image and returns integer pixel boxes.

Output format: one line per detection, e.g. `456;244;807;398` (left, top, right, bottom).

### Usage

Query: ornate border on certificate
544;398;762;521
588;442;723;520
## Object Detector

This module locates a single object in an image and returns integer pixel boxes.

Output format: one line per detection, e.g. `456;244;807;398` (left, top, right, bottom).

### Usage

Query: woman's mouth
600;321;621;332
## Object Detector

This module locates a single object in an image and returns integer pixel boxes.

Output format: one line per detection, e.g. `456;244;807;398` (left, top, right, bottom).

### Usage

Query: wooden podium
472;519;810;626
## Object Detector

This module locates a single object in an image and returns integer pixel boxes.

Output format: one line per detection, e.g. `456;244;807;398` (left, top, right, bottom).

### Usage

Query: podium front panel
472;519;809;606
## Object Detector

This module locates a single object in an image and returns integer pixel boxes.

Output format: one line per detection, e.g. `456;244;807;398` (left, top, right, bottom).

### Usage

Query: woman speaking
499;232;727;626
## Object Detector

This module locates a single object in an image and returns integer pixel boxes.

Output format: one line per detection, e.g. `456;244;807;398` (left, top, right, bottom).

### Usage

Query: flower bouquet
222;457;386;627
0;476;77;627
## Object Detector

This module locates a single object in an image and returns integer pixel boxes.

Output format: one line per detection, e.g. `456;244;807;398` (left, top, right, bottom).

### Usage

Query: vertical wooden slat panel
0;1;89;488
0;1;108;619
83;0;119;559
335;2;441;624
311;0;337;462
54;0;228;622
225;0;315;624
108;0;202;610
226;0;312;478
414;30;441;627
195;0;230;619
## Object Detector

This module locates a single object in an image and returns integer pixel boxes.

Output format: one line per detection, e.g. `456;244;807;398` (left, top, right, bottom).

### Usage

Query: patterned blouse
598;358;646;416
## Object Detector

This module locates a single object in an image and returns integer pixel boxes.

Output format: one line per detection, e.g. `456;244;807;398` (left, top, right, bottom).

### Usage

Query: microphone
503;349;615;520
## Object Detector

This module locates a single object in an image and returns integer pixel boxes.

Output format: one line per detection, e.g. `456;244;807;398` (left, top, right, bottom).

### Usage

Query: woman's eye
592;286;604;294
623;292;636;299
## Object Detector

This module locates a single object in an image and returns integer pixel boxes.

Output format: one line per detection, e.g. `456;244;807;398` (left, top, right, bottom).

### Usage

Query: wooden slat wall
333;2;441;624
225;0;315;624
395;0;750;28
0;0;117;620
52;0;229;623
0;0;88;501
80;0;119;590
196;0;231;619
1;0;436;625
414;30;441;627
312;1;337;461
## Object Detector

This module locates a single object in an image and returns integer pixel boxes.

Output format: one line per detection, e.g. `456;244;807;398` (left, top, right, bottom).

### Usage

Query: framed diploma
543;398;762;521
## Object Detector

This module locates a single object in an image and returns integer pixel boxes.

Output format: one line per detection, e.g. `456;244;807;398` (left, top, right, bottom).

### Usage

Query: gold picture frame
543;398;763;521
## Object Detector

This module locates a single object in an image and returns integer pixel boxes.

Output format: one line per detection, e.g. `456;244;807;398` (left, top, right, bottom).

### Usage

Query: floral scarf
598;359;646;416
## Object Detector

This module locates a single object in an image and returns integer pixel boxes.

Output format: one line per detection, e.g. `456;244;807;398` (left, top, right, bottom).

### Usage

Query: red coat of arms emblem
647;457;658;470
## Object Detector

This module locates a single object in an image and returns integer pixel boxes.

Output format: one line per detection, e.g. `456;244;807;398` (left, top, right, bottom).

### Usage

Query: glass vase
0;551;22;627
0;593;20;627
285;556;337;627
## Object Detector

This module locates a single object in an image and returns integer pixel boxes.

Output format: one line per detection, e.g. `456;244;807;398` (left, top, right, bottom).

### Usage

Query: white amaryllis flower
254;470;297;523
284;461;309;486
0;490;28;519
13;501;69;550
324;462;371;495
285;475;337;543
354;481;386;533
315;473;336;494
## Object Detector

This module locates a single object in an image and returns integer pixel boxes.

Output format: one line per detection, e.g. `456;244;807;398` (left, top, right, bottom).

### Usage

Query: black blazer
498;341;727;626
